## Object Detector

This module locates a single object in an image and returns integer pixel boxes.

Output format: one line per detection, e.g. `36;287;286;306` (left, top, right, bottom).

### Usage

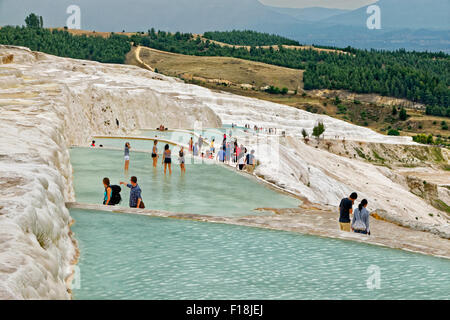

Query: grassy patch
431;199;450;214
430;147;444;162
354;147;366;159
372;150;386;163
137;46;303;91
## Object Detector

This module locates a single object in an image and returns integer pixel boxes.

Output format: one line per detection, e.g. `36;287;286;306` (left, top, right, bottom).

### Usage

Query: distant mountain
0;0;301;33
266;6;349;22
322;0;450;30
0;0;449;52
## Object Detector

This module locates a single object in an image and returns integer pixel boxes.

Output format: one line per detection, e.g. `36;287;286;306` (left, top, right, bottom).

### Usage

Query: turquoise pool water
70;147;300;216
71;209;450;300
93;137;183;153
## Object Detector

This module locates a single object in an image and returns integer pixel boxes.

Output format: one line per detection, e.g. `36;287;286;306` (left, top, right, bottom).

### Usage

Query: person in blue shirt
216;146;226;162
120;176;142;208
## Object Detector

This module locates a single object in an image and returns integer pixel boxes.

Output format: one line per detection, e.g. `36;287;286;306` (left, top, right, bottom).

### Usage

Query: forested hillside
203;30;300;46
1;23;448;117
0;26;130;63
130;30;450;117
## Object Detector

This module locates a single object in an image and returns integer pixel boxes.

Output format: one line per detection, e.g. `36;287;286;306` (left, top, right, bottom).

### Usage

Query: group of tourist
98;128;371;237
101;131;257;209
338;192;371;235
102;176;144;209
241;124;279;135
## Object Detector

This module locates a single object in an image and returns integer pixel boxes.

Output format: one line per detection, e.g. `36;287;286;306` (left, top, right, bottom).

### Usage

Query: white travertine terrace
0;45;448;299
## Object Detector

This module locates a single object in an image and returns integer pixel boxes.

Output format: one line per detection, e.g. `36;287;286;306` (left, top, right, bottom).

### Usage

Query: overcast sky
259;0;378;9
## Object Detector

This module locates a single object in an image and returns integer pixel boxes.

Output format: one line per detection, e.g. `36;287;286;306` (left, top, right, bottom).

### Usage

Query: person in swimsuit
162;144;172;175
189;137;193;153
90;140;95;147
179;146;186;174
124;142;131;173
151;140;158;168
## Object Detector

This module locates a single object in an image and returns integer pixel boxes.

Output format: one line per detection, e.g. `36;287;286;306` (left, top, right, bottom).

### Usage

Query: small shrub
387;129;400;136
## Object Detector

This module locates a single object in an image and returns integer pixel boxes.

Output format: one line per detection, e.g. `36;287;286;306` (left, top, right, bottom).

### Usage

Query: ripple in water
71;209;450;300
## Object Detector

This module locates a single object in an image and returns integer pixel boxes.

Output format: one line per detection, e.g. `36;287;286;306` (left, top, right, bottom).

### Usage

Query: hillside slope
128;46;303;91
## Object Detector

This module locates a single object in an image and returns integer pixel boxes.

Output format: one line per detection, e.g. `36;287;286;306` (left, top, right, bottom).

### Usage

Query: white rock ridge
0;45;448;299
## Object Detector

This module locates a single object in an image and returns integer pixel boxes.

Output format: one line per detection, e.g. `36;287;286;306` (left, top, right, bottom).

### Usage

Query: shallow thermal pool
139;128;248;143
93;128;254;154
70;147;300;216
71;209;450;300
93;137;183;153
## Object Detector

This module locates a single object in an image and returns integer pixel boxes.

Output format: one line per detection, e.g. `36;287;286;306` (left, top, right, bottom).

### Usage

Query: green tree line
203;30;300;46
0;26;130;64
1;19;448;117
130;30;450;117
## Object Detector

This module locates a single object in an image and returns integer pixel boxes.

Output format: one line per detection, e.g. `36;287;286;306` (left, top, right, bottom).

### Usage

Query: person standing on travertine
338;192;358;232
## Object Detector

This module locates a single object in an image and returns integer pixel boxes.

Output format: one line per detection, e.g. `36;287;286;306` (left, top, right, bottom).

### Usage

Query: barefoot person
189;136;193;153
179;146;186;174
152;140;158;168
124;142;131;173
216;146;225;163
237;147;246;170
210;139;215;154
102;177;112;205
120;176;143;208
198;135;204;153
103;177;122;206
352;199;371;235
338;192;358;232
245;149;256;173
162;144;172;175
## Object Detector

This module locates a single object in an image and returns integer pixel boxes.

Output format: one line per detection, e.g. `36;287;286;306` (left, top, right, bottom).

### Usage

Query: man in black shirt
338;192;358;232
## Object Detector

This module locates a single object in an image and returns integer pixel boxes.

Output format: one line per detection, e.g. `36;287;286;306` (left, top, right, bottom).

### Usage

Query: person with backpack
120;176;143;208
351;199;371;235
102;177;121;206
